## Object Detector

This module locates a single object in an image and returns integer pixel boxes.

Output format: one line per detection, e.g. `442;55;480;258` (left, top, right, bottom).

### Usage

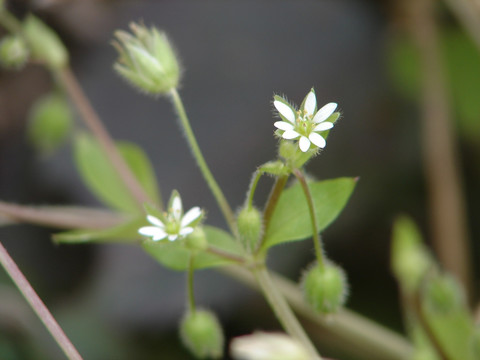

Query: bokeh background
0;0;479;359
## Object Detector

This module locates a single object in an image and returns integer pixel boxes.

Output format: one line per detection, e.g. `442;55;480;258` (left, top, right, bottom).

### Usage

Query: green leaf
261;177;356;251
142;225;244;271
53;216;143;244
73;133;160;213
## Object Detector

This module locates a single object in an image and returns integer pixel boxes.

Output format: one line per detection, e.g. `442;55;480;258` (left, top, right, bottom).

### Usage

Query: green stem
169;89;236;236
0;241;83;360
252;266;321;359
205;245;246;264
246;170;263;209
257;175;288;252
0;10;23;34
293;169;325;268
187;255;196;313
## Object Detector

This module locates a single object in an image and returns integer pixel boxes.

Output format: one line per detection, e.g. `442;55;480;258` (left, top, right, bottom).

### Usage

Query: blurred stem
58;67;155;210
252;266;321;360
205;245;246;264
187;255;196;313
223;266;413;360
407;0;473;299
293;169;325;269
443;0;480;52
0;242;83;360
169;89;237;236
0;8;22;33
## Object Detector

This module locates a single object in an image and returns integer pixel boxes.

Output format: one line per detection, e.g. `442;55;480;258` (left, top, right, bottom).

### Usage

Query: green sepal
260;177;357;252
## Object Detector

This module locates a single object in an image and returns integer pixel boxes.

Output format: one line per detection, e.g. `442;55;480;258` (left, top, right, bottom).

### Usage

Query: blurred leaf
73;133;160;213
27;93;73;155
143;225;243;271
261;177;356;251
53;216;142;244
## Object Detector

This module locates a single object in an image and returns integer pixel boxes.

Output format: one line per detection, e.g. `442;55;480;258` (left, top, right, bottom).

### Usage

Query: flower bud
301;262;348;314
0;35;29;70
185;227;208;251
237;206;262;252
230;332;310;360
180;309;224;359
391;216;432;293
424;274;464;314
113;22;180;95
27;93;73;155
23;15;68;69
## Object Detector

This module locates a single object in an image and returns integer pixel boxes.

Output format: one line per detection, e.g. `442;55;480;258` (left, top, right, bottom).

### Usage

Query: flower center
295;110;315;136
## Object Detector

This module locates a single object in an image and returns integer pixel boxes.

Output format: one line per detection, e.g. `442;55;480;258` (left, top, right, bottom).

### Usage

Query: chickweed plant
0;5;478;360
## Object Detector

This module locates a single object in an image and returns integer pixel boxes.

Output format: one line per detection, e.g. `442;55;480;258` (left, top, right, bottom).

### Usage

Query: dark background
0;0;478;359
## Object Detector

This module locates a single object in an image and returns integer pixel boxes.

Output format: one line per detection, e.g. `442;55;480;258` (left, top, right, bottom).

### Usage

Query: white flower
138;191;203;242
230;332;310;360
273;88;338;152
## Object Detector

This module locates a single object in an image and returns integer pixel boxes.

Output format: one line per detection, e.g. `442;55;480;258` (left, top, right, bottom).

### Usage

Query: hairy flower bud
113;22;180;95
0;35;29;69
185;227;208;251
180;309;224;359
237;206;262;252
23;15;68;69
301;262;348;314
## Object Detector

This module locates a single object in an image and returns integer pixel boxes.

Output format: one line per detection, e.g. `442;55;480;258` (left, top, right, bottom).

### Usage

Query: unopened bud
185;227;208;251
23;15;68;69
0;35;29;70
237;206;262;252
180;309;224;359
302;261;348;314
113;22;180;95
27;93;73;154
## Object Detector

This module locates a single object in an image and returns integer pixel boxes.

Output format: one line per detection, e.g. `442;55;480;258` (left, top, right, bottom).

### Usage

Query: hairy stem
169;88;237;235
0;242;83;360
252;266;321;359
58;67;154;210
293;169;325;268
187;255;196;313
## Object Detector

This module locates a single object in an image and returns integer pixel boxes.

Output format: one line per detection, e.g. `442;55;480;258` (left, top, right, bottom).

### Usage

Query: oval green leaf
73;133;160;213
261;177;357;251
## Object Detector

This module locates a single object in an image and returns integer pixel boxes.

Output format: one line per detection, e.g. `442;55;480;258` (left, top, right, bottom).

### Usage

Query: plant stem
0;242;83;360
0;9;22;33
252;266;321;359
169;88;236;236
187;255;196;313
246;170;263;210
293;169;325;268
58;67;154;210
205;245;246;264
258;175;288;251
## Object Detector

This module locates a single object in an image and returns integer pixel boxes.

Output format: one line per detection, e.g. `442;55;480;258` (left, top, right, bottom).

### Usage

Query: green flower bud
0;35;29;70
185;227;208;251
301;262;348;314
27;93;73;155
424;274;464;314
113;22;180;95
237;206;263;253
391;216;433;293
23;15;68;69
180;309;224;359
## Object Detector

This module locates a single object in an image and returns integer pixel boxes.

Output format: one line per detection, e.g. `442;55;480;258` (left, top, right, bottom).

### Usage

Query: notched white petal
274;121;294;131
181;207;202;227
168;234;178;241
274;100;295;123
138;226;167;241
147;215;165;228
309;132;326;148
304;91;316;116
282;129;300;140
314;122;334;131
299;136;310;152
179;227;194;236
313;102;337;123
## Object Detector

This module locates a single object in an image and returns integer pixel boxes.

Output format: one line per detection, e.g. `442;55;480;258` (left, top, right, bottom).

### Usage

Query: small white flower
138;191;203;242
273;88;338;152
